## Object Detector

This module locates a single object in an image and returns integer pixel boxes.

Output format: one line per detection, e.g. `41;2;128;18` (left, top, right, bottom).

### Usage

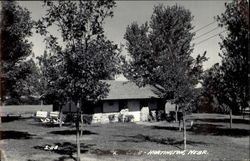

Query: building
61;80;169;123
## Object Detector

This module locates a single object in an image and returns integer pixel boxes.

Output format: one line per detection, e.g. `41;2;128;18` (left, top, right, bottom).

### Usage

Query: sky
18;0;228;80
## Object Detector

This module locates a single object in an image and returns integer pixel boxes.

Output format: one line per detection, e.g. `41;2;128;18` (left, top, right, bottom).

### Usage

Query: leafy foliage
203;0;249;114
0;1;34;104
36;0;122;106
123;4;207;111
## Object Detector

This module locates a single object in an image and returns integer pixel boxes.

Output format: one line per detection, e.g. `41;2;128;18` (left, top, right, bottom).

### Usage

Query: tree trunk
179;120;181;131
40;100;43;109
229;108;232;129
76;101;81;161
80;114;83;136
242;107;244;119
183;113;186;150
59;114;62;128
69;101;72;122
59;105;62;128
175;105;178;122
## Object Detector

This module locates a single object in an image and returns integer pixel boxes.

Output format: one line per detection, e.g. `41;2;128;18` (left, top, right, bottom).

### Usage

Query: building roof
102;80;160;100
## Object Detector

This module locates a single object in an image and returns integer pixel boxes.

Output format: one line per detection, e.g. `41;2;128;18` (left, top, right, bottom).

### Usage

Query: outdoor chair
35;111;48;122
35;111;64;125
41;117;51;123
49;111;64;125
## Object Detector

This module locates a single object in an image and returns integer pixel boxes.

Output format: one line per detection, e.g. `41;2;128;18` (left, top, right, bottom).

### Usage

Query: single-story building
60;80;175;123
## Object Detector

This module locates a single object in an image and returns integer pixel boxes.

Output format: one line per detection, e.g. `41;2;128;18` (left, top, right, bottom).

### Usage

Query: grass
0;105;52;116
0;113;249;161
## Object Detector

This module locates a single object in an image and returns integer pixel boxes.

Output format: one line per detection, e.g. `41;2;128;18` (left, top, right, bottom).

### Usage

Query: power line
194;20;217;33
195;30;227;46
194;26;220;40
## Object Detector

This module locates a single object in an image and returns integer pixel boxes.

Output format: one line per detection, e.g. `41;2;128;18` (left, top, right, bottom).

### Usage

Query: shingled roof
102;80;160;100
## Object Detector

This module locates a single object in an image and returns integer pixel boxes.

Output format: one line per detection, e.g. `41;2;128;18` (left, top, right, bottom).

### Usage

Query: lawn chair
35;111;49;123
49;111;64;125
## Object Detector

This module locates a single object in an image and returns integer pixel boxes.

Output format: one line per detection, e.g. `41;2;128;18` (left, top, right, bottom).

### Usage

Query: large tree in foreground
36;0;122;106
123;4;207;150
36;1;121;160
203;0;249;128
0;1;34;105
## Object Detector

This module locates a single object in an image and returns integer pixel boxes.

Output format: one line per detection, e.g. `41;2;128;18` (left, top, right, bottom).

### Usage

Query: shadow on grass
49;130;97;135
34;142;95;161
0;130;35;140
114;134;208;149
151;126;180;131
194;118;250;124
0;116;20;122
28;122;62;128
28;122;100;129
152;123;249;137
54;156;76;161
188;124;250;137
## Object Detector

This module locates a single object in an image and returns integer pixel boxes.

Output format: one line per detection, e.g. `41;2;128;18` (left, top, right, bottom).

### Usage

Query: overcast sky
19;1;228;80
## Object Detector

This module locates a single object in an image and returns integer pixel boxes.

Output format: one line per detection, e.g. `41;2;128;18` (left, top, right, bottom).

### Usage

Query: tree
36;51;67;106
217;0;249;114
0;1;34;105
123;4;207;150
203;0;249;128
36;1;121;160
18;58;41;104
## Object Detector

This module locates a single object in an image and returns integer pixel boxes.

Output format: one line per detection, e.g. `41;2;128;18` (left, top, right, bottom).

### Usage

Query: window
108;101;114;106
149;99;155;104
140;100;148;109
119;100;128;111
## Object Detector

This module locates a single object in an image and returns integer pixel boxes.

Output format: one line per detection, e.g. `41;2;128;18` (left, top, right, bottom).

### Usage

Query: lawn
0;113;249;161
0;105;52;116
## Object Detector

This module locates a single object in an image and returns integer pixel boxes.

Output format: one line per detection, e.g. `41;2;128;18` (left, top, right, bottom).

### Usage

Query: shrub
124;115;134;122
64;113;92;124
166;111;176;122
108;114;115;122
5;96;41;105
5;98;22;105
148;110;156;122
118;114;123;122
156;110;165;121
81;114;93;124
64;113;75;123
59;113;66;122
177;112;183;121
